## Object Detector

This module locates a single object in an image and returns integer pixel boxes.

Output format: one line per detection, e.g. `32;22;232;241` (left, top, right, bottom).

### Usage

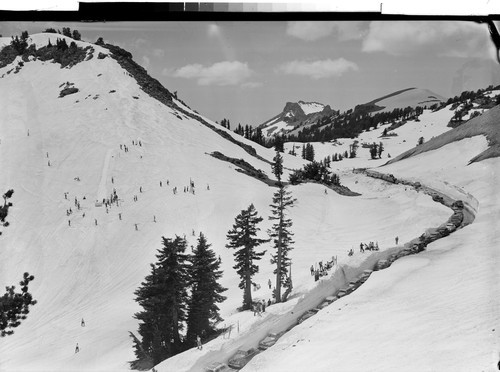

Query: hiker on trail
68;220;71;227
139;186;142;193
48;161;51;167
325;188;328;194
119;213;122;220
120;144;122;150
153;215;156;223
166;180;169;185
82;213;85;218
135;223;138;231
395;236;399;245
207;184;210;190
160;181;162;187
196;335;202;350
75;343;79;353
111;177;114;184
94;219;97;226
139;140;142;146
81;318;85;327
319;261;323;271
360;243;364;253
46;152;49;158
192;229;195;236
310;265;314;276
268;279;272;289
268;299;271;307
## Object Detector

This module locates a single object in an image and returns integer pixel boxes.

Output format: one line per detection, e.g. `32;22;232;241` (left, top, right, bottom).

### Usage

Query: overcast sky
1;20;499;126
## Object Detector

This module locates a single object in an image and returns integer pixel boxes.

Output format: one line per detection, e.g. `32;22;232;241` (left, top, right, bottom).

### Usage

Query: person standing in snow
196;335;202;350
395;236;399;245
94;219;97;226
118;213;122;220
135;223;138;231
268;279;272;289
75;343;79;353
153;215;156;223
68;220;71;227
81;318;85;327
160;181;162;187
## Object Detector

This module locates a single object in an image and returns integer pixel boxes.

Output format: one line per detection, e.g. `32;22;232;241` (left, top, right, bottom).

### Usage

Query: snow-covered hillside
368;87;446;113
1;33;498;372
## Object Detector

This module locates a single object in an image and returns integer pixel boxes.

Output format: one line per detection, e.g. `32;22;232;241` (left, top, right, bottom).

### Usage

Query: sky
1;20;499;126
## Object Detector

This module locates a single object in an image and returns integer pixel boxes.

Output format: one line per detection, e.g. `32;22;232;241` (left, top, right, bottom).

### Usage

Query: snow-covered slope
0;34;307;371
242;109;500;372
1;33;498;372
367;87;446;113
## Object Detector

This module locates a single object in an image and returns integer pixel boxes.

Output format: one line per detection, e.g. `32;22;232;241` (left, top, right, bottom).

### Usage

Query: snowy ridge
297;101;325;115
370;87;446;113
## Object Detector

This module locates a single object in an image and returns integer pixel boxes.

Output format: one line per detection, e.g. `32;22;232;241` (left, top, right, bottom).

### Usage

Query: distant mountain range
258;88;446;138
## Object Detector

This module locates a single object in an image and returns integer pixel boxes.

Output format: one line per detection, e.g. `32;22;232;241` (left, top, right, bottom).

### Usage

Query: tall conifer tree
226;204;267;310
132;236;190;365
185;233;227;346
268;187;296;303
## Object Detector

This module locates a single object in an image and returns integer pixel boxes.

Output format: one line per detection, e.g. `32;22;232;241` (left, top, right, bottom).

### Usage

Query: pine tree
0;272;37;337
185;233;227;347
272;151;284;185
226;204;267;310
370;143;378;159
378;141;384;158
132;236;190;365
268;187;296;303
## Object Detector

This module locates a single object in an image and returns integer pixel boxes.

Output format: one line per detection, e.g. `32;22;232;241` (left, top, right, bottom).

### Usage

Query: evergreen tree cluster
43;27;81;40
301;143;315;161
219;118;231;130
131;234;227;369
289;161;341;187
0;272;37;337
284;104;425;144
0;30;89;69
369;142;384;159
233;123;266;147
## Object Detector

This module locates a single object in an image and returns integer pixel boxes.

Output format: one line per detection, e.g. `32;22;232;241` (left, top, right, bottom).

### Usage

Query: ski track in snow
96;149;113;202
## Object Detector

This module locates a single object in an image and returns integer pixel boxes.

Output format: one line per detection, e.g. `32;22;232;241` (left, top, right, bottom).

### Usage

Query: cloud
276;58;358;79
152;48;165;58
171;61;254;86
208;23;221;37
242;81;263;89
286;21;366;42
362;21;495;59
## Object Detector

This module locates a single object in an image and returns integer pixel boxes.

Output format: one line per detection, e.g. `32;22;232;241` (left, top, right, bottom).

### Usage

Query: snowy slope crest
369;87;446;113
